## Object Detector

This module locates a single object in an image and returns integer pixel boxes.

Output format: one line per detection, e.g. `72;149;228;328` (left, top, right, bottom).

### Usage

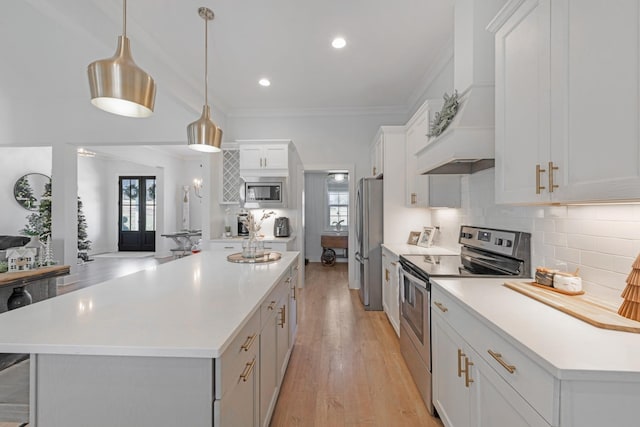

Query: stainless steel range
398;225;531;415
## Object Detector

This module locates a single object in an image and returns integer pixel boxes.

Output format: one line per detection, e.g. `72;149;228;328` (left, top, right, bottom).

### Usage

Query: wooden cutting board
504;281;640;334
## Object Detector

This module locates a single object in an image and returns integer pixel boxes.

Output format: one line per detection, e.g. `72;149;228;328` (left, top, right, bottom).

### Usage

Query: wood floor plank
270;262;442;427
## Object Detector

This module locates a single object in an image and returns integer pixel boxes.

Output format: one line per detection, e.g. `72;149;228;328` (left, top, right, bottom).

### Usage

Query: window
327;173;349;229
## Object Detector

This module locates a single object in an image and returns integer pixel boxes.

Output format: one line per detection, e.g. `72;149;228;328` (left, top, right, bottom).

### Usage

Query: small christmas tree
14;175;37;209
618;254;640;321
77;197;92;262
21;181;52;239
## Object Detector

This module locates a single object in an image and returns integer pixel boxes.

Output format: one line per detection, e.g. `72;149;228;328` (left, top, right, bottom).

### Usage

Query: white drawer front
216;310;260;400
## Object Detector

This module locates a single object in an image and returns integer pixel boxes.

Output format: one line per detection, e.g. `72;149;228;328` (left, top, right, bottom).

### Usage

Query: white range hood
416;0;506;175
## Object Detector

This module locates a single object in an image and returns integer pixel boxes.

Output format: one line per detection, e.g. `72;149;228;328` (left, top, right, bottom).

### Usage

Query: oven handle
400;268;428;289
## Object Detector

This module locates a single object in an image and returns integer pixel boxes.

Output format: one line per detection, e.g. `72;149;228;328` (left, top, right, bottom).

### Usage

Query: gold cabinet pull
411;192;417;205
240;333;257;352
457;349;464;377
293;286;296;301
434;301;448;313
488;350;516;374
535;164;546;194
464;357;474;388
278;305;286;328
286;277;292;284
385;269;390;282
268;301;277;311
548;161;559;193
260;158;263;168
373;167;377;176
239;357;256;382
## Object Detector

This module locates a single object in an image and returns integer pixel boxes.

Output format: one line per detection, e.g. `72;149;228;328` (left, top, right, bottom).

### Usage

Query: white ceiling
5;0;454;158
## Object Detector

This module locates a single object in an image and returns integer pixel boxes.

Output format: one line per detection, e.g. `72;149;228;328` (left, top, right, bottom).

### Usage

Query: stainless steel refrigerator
355;177;383;311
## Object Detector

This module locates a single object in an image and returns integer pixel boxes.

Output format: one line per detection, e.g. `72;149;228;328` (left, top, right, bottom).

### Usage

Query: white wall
78;154;110;255
0;147;52;236
226;113;406;181
432;169;640;303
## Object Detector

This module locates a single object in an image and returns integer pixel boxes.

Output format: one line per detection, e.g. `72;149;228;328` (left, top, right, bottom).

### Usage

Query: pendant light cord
204;15;209;107
122;0;127;37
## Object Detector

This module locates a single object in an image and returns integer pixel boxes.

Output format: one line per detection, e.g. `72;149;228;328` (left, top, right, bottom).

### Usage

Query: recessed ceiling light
332;37;346;49
259;78;271;87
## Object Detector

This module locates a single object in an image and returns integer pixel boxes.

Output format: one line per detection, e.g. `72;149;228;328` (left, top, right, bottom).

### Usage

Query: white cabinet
239;141;289;177
220;143;241;205
216;311;260;427
288;260;299;348
431;285;553;427
370;130;384;177
381;247;400;337
258;273;291;427
209;241;243;252
492;0;640;204
405;99;461;208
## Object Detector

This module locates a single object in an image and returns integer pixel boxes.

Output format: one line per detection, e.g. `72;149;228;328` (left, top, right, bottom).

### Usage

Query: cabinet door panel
219;356;259;427
432;315;470;427
473;350;549;427
552;0;640;202
240;146;264;170
259;315;277;427
495;0;551;204
264;146;288;170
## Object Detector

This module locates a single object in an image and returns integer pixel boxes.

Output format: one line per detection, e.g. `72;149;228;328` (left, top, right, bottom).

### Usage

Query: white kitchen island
0;250;300;427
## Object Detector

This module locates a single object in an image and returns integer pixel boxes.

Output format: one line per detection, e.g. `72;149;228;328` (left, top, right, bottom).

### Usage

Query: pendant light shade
187;105;223;152
187;7;222;153
87;0;156;118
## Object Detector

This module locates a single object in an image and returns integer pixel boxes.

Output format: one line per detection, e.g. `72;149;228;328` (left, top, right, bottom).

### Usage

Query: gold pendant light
87;0;156;118
187;7;222;153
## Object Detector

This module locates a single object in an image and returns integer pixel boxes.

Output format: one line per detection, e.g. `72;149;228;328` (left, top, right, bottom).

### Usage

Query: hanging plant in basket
428;90;460;138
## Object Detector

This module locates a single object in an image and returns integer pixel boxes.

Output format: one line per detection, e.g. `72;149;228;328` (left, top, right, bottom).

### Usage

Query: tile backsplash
431;169;640;302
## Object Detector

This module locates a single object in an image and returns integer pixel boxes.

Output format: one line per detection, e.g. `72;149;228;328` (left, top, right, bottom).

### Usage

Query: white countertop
0;251;299;359
432;277;640;381
210;235;296;243
382;243;460;257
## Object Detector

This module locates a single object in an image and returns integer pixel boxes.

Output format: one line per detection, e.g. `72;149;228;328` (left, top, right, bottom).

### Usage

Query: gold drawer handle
464;357;474;388
434;301;448;313
240;333;257;352
488;350;516;374
239;358;256;382
268;301;277;310
278;305;286;328
535;164;546;194
548;161;559;193
293;286;297;301
286;277;292;284
457;349;464;377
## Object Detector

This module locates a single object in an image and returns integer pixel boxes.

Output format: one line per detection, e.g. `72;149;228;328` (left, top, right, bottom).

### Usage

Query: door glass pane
145;179;156;231
121;178;139;231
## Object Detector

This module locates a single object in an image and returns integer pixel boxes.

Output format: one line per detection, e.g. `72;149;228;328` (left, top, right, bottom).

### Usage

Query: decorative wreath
428;90;459;138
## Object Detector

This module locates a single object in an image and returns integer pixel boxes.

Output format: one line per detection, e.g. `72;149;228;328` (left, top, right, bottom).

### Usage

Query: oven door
399;268;431;368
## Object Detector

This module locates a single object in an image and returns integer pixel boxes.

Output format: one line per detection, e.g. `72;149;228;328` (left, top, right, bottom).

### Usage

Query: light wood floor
270;262;443;427
0;259;442;427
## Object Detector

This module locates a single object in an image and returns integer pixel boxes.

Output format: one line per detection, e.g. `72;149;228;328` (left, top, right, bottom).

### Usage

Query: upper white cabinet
239;140;289;177
220;142;241;205
491;0;640;204
405;99;462;208
370;130;384;177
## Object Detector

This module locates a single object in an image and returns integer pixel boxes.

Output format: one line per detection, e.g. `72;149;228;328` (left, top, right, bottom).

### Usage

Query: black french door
118;176;156;251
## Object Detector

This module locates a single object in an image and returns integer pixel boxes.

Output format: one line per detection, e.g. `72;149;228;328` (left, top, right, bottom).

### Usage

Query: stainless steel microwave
240;177;287;207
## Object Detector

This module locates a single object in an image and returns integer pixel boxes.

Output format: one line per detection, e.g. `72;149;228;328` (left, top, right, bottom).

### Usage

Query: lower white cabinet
259;268;294;427
432;285;552;427
381;247;400;336
209;241;243;251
